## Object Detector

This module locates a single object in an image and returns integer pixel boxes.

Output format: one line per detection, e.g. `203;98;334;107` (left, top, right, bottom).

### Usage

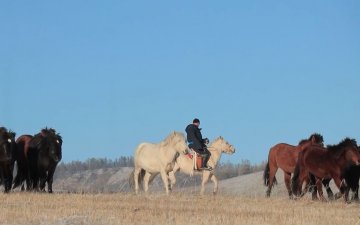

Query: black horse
341;145;360;203
0;127;16;193
13;128;62;193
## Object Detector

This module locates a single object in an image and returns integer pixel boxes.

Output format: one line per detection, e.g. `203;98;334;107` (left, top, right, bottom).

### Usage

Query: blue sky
1;1;359;163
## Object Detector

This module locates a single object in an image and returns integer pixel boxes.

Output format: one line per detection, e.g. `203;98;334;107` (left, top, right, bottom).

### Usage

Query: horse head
38;128;62;164
327;138;359;166
165;131;189;154
0;127;14;162
211;136;235;154
342;139;360;166
298;133;324;151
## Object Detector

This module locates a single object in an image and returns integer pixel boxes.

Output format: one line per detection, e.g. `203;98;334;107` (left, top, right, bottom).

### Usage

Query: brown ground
0;192;359;225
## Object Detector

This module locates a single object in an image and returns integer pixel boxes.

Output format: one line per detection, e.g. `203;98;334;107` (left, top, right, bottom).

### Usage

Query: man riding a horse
185;118;212;171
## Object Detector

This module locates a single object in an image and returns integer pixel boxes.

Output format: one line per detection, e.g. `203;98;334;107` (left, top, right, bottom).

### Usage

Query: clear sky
1;1;359;163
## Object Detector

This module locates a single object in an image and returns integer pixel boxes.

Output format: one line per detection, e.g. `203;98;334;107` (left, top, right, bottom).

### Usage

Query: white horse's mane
209;136;224;147
161;131;184;147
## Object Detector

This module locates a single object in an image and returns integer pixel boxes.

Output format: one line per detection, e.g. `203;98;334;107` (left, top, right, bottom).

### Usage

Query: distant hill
52;167;275;195
53;168;339;199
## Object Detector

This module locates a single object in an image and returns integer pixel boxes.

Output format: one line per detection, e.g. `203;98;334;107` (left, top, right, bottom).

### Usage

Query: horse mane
0;127;15;139
210;136;224;145
39;127;63;143
327;138;357;158
162;131;183;146
298;133;324;145
8;130;16;139
0;127;8;135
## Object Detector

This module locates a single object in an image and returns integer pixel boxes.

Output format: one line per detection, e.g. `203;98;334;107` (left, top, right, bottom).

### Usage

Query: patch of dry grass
0;193;359;225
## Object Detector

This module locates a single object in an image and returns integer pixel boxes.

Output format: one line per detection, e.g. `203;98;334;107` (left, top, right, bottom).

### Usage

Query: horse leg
284;172;292;199
210;174;218;195
200;171;211;195
169;163;180;189
47;166;57;193
322;179;334;200
308;175;318;201
353;185;359;202
3;165;12;193
345;186;351;203
298;171;309;198
38;167;48;192
168;171;176;190
133;168;141;194
266;165;278;197
315;178;326;202
143;172;151;193
160;170;169;195
332;177;345;200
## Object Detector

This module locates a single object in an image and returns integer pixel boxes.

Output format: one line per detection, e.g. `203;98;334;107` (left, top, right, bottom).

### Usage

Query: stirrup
201;166;213;171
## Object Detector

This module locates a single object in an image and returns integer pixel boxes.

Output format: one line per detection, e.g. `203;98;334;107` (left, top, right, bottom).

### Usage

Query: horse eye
56;140;60;144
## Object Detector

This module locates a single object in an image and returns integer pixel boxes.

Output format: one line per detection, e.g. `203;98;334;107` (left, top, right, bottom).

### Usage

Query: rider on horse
185;118;212;171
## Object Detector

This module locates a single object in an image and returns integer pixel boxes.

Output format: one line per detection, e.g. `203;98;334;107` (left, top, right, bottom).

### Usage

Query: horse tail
128;169;146;190
263;155;277;186
291;162;301;196
263;162;270;186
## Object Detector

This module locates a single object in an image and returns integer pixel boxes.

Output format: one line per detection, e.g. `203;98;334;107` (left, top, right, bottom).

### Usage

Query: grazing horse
130;131;189;195
13;128;62;193
291;138;360;202
0;127;16;193
168;137;235;195
263;133;332;199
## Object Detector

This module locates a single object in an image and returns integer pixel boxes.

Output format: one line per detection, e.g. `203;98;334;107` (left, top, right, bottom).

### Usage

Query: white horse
168;136;235;195
131;131;188;195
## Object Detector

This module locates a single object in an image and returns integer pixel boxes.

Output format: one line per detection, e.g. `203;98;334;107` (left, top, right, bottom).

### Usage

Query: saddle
186;149;203;171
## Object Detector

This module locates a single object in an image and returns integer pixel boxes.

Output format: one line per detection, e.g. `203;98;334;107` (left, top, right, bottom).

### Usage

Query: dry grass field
0;192;359;225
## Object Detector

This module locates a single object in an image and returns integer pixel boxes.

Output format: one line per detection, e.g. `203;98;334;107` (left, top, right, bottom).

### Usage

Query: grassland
0;193;359;225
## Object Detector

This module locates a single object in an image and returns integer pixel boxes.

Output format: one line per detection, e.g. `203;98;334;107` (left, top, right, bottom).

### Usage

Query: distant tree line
54;156;265;181
215;159;267;180
54;156;134;179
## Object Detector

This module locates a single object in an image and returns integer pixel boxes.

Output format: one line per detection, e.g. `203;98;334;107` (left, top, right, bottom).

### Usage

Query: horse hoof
312;197;319;201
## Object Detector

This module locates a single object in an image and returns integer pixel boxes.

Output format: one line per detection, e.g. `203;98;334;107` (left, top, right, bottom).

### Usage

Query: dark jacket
185;124;205;150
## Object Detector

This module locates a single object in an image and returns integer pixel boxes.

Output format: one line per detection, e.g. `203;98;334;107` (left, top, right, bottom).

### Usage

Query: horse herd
1;126;359;204
131;132;360;204
264;133;360;203
0;127;62;193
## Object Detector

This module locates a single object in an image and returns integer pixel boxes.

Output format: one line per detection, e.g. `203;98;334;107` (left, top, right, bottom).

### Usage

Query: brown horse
263;133;329;198
291;138;360;202
13;135;33;190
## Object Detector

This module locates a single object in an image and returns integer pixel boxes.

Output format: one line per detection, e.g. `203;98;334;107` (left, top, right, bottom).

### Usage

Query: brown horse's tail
263;161;277;186
291;162;301;196
128;169;146;191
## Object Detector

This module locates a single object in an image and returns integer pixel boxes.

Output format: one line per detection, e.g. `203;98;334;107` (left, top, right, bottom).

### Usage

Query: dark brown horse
0;127;16;193
263;133;332;198
13;128;62;193
13;135;32;190
291;138;360;202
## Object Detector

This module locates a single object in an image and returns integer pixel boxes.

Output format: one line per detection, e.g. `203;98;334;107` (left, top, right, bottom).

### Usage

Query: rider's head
193;118;200;127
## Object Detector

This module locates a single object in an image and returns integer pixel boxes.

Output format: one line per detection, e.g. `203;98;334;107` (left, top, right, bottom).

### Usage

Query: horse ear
311;136;316;143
